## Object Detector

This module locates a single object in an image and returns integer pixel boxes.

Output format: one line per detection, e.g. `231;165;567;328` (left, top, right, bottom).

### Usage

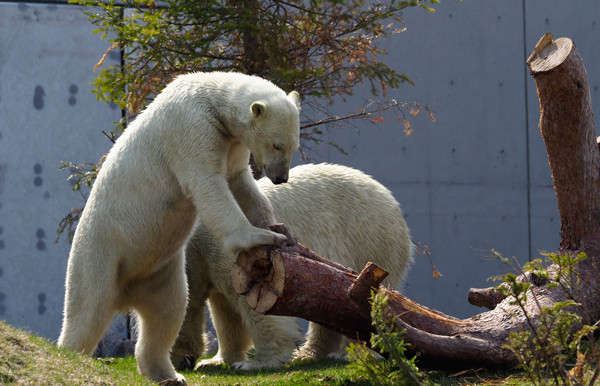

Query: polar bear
171;163;414;371
58;72;301;384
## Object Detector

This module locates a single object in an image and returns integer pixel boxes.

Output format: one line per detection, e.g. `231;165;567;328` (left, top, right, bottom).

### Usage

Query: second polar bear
172;163;414;370
58;72;300;384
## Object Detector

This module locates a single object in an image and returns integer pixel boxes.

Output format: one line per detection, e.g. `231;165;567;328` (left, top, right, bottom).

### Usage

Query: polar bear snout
273;175;288;184
267;173;287;185
263;166;289;185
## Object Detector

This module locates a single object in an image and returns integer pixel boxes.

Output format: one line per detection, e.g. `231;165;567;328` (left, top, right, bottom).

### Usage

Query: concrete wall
0;0;598;341
0;1;118;339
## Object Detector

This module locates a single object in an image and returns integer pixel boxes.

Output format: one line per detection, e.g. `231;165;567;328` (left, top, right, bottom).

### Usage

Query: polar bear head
243;91;301;184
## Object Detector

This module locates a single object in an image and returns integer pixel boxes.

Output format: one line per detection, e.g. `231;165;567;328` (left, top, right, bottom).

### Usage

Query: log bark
231;34;600;367
231;243;373;336
527;33;600;254
526;33;600;324
232;243;519;366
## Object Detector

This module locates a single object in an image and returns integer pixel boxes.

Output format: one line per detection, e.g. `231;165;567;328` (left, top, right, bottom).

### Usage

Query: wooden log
527;33;600;253
231;244;516;366
231;243;373;340
468;272;548;310
527;33;600;320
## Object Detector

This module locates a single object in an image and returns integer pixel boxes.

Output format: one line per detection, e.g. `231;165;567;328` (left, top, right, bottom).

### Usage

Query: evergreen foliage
347;290;430;385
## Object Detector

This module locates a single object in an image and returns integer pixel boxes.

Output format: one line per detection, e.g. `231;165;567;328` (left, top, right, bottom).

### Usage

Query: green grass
183;358;367;385
0;321;149;385
0;320;530;385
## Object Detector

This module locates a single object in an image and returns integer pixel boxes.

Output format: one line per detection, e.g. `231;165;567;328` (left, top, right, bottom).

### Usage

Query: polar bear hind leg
170;289;209;371
58;247;119;355
58;289;116;356
196;291;252;368
130;251;188;384
230;307;301;370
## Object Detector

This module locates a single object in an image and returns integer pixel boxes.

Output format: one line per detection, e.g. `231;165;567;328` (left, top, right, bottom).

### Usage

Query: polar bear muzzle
264;166;289;184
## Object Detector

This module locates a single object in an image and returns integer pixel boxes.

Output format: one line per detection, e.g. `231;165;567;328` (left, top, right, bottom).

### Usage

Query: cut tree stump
232;34;600;367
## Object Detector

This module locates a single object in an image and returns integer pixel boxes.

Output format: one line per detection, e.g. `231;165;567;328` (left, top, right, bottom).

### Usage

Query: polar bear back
257;163;413;287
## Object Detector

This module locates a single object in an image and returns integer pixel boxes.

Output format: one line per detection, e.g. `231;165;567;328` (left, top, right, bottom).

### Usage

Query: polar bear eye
273;144;282;151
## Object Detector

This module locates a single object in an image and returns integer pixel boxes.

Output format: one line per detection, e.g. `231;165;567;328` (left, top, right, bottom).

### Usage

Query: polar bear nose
274;176;288;184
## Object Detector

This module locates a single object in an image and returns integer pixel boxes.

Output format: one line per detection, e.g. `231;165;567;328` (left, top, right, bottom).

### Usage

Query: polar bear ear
250;101;267;118
288;91;301;110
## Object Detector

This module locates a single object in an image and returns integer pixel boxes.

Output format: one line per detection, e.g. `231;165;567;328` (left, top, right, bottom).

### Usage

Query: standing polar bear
58;72;301;384
171;163;414;371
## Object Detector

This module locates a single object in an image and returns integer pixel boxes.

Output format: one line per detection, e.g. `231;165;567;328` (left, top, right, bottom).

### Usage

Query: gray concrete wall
0;0;598;342
0;1;118;339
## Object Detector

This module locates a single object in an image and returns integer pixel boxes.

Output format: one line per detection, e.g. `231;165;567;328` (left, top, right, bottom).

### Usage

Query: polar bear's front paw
292;346;326;361
263;229;288;245
224;227;287;254
326;351;350;362
231;359;284;370
160;373;187;385
195;357;226;369
249;228;288;248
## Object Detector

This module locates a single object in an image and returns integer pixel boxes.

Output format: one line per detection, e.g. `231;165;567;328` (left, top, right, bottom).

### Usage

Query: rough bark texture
231;34;600;367
527;34;600;253
526;34;600;323
231;243;372;335
231;243;520;366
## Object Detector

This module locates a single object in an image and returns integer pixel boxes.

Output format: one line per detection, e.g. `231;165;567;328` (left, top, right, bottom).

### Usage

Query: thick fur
57;72;300;384
172;163;414;371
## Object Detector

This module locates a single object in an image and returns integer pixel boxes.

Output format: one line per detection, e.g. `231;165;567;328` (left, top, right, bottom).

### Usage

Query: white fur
57;72;300;384
172;163;414;371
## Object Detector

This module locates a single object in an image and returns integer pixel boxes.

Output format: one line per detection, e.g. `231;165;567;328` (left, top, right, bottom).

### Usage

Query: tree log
527;33;600;324
231;34;600;367
232;243;520;366
527;33;600;254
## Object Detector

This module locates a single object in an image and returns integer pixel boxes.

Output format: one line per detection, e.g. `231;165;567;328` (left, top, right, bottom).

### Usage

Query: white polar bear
171;163;414;371
58;72;301;384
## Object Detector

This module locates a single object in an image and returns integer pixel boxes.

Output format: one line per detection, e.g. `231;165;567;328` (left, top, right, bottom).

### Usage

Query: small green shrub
347;290;431;385
491;250;600;385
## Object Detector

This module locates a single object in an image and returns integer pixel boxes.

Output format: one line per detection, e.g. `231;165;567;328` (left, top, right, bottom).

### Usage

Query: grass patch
1;320;530;385
182;358;370;385
0;321;150;385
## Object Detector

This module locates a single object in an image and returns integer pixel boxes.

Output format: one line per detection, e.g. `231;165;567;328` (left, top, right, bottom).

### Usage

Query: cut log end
526;35;573;73
355;262;389;287
231;247;285;314
348;262;389;310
